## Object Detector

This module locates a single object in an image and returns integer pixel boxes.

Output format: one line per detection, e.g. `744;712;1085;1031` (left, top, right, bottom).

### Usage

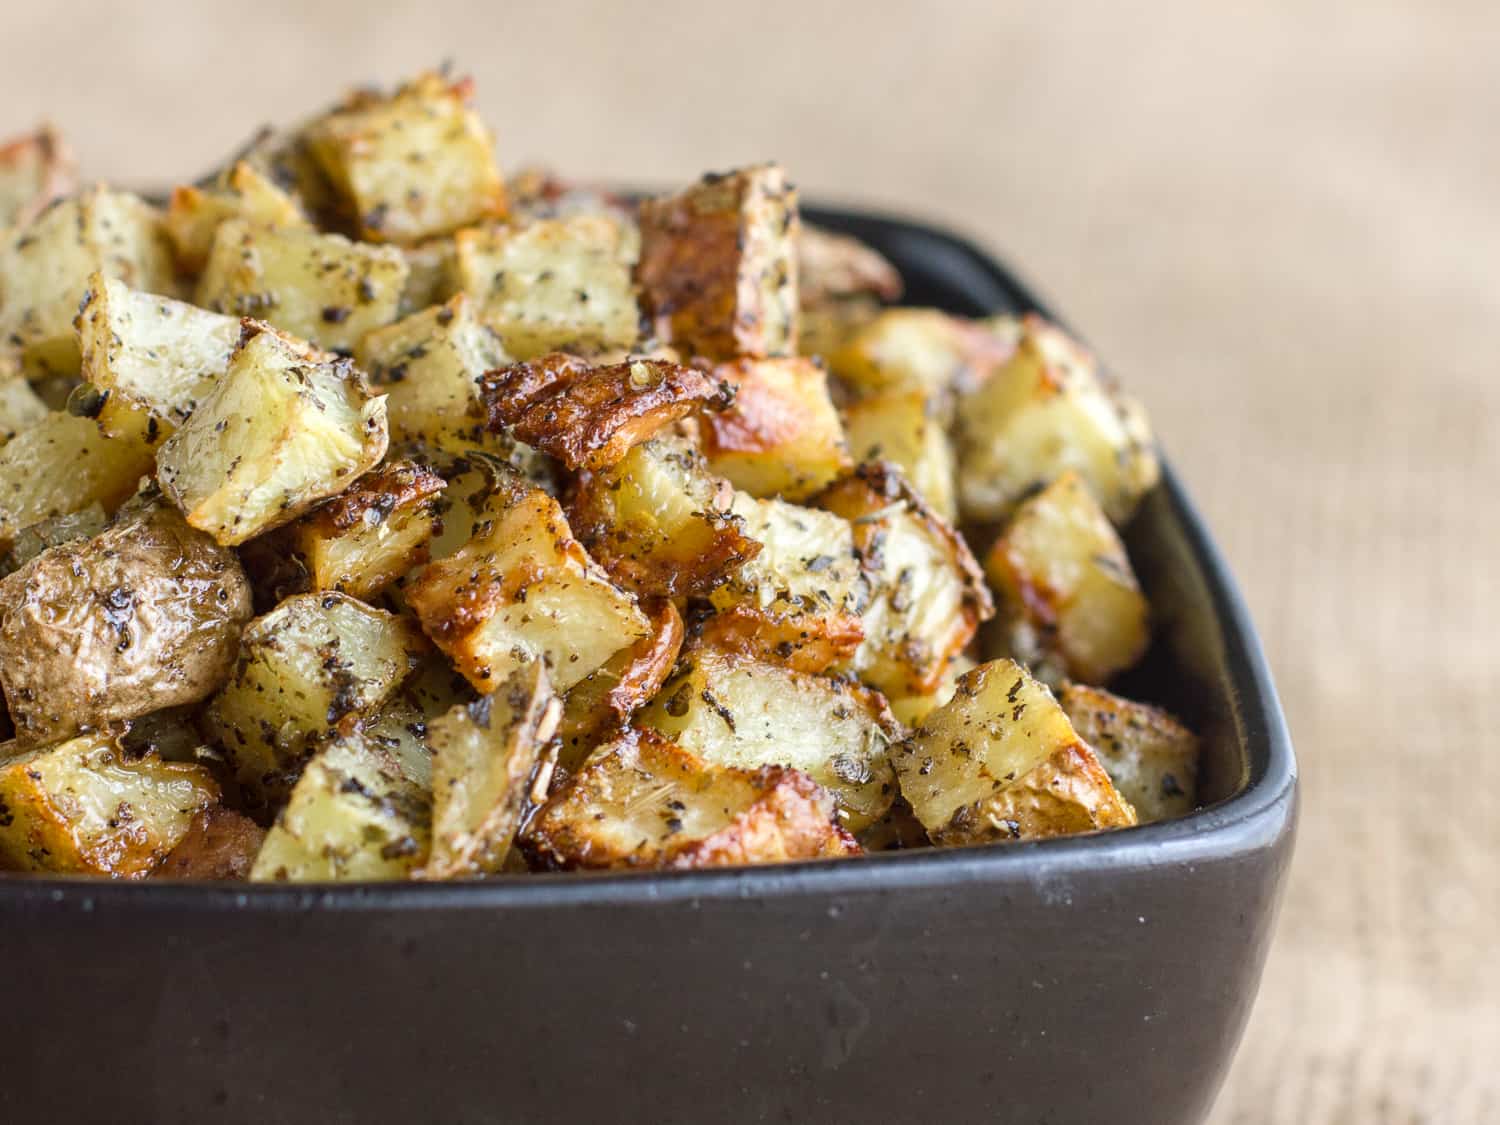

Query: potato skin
153;806;266;880
0;500;252;746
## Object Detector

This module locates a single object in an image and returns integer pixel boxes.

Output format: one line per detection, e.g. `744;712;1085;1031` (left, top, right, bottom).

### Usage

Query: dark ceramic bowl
0;209;1297;1125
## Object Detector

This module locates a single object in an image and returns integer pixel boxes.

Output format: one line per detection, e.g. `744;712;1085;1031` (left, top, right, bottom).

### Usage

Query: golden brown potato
796;224;902;308
156;321;389;546
892;659;1136;845
0;732;219;877
636;165;799;360
525;727;859;870
153;806;266;880
164;161;310;275
829;307;1016;401
1058;683;1199;823
841;388;958;521
0;126;75;229
0;498;252;746
983;471;1149;685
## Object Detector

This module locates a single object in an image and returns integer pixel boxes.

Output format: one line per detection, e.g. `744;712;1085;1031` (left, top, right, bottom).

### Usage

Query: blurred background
5;1;1496;1120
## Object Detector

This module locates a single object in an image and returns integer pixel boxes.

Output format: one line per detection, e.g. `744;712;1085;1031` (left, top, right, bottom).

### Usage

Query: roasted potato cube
454;214;639;359
307;72;506;244
526;728;858;870
156;321;388;545
636;165;799;360
638;646;897;830
250;730;431;882
206;592;425;806
957;314;1159;523
0;732;218;877
405;472;649;694
818;463;992;698
886;653;974;728
505;167;639;258
286;460;445;599
1058;683;1199;823
154;806;266;880
569;434;761;598
842;388;958;521
700;356;850;501
796;224;901;308
397;236;459;315
892;659;1136;844
797;296;881;364
983;471;1149;685
829;307;1015;401
0;499;252;745
0;126;76;229
164;161;310;275
424;661;559;878
481;352;724;471
0;186;176;378
0;371;48;441
195;220;408;351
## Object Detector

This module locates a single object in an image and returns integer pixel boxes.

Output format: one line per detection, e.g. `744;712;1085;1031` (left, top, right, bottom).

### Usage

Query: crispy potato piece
454;214;639;359
0;371;48;441
405;472;649;694
829;307;1016;402
638;646;897;830
842;388;958;521
1058;683;1199;823
983;471;1149;685
0;732;218;877
892;659;1136;844
0;126;76;229
0;186;176;378
526;728;858;870
206;592;425;807
307;72;506;244
286;460;445;599
636;165;799;360
481;353;724;472
957;314;1159;524
569;434;761;598
153;806;266;880
0;503;107;576
156;321;388;545
797;224;901;308
424;661;559;878
250;730;431;882
700;356;850;501
195;220;408;351
818;463;992;698
0;499;252;746
165;161;310;275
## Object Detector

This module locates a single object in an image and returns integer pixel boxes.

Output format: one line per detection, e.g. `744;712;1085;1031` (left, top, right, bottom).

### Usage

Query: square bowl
0;208;1297;1125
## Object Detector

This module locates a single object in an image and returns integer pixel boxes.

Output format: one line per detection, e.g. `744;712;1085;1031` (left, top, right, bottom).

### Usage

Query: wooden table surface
5;2;1496;1120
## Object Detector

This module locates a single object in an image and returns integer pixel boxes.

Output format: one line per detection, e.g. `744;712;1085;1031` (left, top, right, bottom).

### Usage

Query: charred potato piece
0;732;218;877
636;164;799;360
796;224;902;308
481;353;724;472
307;71;507;244
829;307;1016;401
1058;683;1199;823
638;646;897;830
0;126;76;229
0;372;47;441
165;161;310;275
526;728;858;870
892;659;1136;844
454;214;638;359
983;471;1149;685
154;806;266;880
842;388;958;522
195;220;408;351
424;661;559;878
700;356;850;501
957;314;1158;524
156;321;388;545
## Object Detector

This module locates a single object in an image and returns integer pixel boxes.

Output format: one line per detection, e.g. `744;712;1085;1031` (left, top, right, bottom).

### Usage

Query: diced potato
205;592;425;806
0;503;107;576
1058;683;1199;823
165;161;310;275
505;167;639;261
638;646;897;830
454;215;639;359
307;71;507;244
887;653;975;728
481;353;725;471
700;356;850;501
797;296;881;364
396;236;459;316
286;460;445;599
796;224;901;308
155;321;388;546
0;499;253;745
569;434;761;598
892;659;1136;844
636;164;799;360
424;661;559;878
842;388;958;521
818;463;992;698
229;119;347;229
983;471;1149;685
154;806;266;880
956;314;1159;524
0;732;218;877
405;472;649;694
195;220;408;351
0;126;76;229
250;730;431;882
526;728;858;870
356;696;435;791
0;371;48;441
829;307;1015;401
0;186;176;378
